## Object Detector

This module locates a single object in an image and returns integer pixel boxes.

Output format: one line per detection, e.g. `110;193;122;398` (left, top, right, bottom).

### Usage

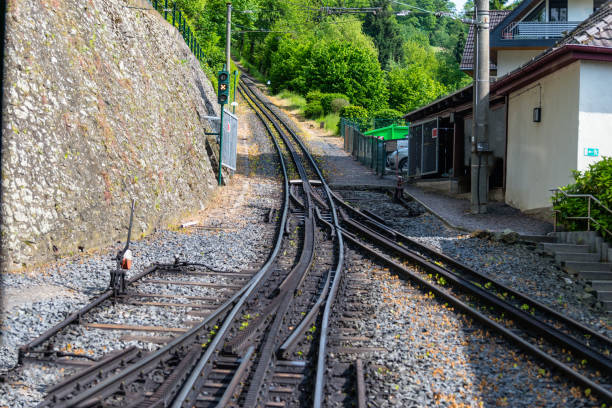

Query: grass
319;113;340;134
274;90;341;135
276;90;307;111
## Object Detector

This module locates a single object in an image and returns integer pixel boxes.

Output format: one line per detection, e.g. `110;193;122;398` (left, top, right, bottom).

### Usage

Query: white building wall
505;62;580;211
577;60;612;170
497;49;545;77
568;0;594;20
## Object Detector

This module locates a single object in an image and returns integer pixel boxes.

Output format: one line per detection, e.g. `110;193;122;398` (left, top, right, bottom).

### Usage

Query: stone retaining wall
1;0;221;270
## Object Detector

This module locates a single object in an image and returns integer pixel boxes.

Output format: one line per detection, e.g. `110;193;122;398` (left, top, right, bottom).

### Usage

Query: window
524;2;546;22
595;0;606;11
549;0;568;21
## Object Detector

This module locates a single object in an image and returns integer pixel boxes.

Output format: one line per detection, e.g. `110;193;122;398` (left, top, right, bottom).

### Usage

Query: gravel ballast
339;255;596;407
340;189;612;339
0;96;282;407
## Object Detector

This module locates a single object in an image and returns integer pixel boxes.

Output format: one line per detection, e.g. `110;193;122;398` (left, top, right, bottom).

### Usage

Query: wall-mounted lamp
533;107;542;122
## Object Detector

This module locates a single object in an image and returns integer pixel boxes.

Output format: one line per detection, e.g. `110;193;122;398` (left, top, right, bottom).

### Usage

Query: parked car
386;147;409;171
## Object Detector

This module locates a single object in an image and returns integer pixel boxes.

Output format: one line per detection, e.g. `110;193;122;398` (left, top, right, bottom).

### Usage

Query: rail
501;20;579;39
551;188;612;236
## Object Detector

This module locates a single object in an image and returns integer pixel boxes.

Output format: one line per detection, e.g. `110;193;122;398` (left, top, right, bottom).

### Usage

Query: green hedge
304;100;324;119
306;90;324;104
553;157;612;236
340;105;369;130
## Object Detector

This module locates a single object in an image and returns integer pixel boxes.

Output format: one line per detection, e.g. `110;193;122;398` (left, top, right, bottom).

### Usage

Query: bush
372;108;404;128
340;105;369;130
304;100;324;119
306;90;324;104
372;108;403;121
331;98;350;114
320;93;350;115
553;157;612;237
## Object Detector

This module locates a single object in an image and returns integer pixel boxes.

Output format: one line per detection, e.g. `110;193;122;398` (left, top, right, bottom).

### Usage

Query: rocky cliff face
1;0;221;270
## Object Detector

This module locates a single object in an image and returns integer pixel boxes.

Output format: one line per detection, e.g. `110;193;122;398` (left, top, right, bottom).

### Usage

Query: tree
387;65;446;113
363;0;404;67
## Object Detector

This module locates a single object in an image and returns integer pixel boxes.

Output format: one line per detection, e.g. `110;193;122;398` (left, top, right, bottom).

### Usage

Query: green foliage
306;90;324;104
372;108;404;128
372;108;403;121
322;113;341;133
387;65;446;113
363;0;404;67
340;105;369;130
320;93;349;115
304;100;324;119
177;0;472;116
330;98;350;114
277;90;307;111
553;157;612;237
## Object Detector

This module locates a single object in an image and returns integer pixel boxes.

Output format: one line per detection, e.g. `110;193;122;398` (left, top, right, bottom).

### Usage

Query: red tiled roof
459;10;512;71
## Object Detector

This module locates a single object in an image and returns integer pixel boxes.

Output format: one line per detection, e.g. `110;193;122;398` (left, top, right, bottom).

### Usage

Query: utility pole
470;0;490;214
226;2;232;74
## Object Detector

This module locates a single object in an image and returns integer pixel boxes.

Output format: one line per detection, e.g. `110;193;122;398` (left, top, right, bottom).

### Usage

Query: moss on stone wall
1;0;221;270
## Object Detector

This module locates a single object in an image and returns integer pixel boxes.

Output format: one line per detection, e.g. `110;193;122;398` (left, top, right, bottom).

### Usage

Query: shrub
320;93;349;115
372;108;403;121
306;90;324;104
331;98;350;114
304;100;324;119
553;157;612;237
372;108;404;128
340;105;369;130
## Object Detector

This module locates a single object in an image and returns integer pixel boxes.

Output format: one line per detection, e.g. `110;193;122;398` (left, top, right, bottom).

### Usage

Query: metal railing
146;0;204;62
551;188;612;236
501;21;579;39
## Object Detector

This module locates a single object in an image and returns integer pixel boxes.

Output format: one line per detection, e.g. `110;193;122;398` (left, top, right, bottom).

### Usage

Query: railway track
238;74;612;404
10;71;611;407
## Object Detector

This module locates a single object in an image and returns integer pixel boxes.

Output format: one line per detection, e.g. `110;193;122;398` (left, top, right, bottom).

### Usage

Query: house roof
404;1;612;121
556;0;612;47
459;10;512;71
493;0;612;94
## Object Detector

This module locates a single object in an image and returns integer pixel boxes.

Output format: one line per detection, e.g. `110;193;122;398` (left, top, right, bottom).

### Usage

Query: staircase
542;231;612;312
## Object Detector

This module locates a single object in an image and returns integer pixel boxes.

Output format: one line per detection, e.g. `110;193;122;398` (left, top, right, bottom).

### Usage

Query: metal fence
221;110;238;171
340;118;405;176
146;0;205;62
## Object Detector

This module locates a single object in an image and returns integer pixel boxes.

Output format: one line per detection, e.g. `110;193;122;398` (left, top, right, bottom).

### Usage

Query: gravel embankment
341;189;611;339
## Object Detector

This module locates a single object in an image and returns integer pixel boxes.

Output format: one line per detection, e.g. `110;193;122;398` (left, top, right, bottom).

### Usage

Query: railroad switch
109;199;135;300
393;176;405;202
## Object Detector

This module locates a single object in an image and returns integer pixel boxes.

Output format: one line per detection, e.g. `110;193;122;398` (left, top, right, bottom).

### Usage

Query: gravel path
404;184;554;236
0;95;281;407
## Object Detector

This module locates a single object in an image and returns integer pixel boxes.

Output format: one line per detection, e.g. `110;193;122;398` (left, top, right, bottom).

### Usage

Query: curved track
22;71;612;407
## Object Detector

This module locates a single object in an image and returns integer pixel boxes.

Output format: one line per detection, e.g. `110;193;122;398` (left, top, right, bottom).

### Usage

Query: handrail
501;21;580;40
550;188;612;236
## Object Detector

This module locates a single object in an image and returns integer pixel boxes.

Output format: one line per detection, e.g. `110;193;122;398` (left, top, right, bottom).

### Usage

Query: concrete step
601;301;612;312
556;252;601;263
541;243;592;254
591;281;612;291
564;262;612;273
597;291;612;302
579;271;612;281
